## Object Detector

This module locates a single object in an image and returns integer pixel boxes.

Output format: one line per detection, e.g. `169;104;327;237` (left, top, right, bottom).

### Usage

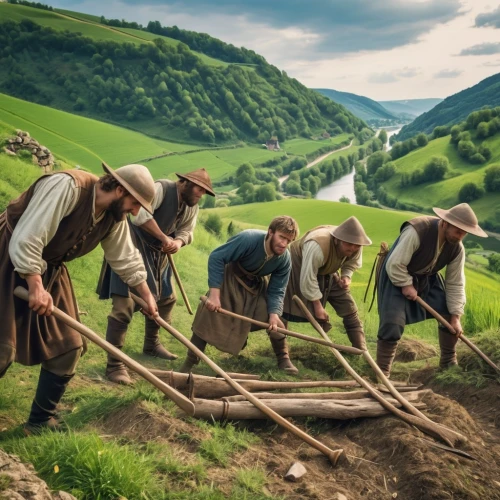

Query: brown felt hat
102;162;155;214
332;216;372;246
176;168;215;196
433;203;487;238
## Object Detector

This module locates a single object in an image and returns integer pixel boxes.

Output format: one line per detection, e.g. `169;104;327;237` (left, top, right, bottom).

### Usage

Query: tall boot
179;333;207;373
143;317;178;360
438;328;459;369
105;316;133;385
270;336;299;375
376;339;398;377
24;367;73;435
343;312;367;350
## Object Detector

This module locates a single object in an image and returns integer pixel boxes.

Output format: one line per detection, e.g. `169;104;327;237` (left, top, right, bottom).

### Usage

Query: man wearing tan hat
0;162;158;433
282;216;372;351
376;203;487;377
98;168;214;385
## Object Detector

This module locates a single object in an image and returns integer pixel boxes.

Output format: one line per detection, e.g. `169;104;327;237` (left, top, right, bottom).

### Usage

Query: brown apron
192;262;270;355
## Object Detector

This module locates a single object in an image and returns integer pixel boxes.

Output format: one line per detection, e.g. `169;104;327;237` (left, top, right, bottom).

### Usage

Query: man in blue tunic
179;216;300;374
98;168;214;385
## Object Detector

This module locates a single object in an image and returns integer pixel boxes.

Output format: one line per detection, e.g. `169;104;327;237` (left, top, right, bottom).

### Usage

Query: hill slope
379;98;443;119
314;88;397;122
0;3;366;145
395;73;500;140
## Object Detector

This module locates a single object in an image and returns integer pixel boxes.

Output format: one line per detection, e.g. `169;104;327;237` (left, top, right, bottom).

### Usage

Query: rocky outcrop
4;131;54;172
0;449;76;500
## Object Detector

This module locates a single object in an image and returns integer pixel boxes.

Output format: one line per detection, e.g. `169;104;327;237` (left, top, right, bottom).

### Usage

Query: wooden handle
168;253;193;315
199;296;363;355
131;292;345;466
292;295;466;447
13;286;195;416
415;296;500;374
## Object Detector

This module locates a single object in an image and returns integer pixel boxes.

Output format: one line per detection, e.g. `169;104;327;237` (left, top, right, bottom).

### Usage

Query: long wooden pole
13;287;195;416
292;295;466;447
199;296;363;356
415;296;500;374
168;253;193;315
131;293;345;465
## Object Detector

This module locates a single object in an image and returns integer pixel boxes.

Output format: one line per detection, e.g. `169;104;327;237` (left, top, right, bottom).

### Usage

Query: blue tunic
207;229;291;315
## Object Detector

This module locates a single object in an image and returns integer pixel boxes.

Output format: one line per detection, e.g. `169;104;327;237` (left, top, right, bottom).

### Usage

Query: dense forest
0;19;365;144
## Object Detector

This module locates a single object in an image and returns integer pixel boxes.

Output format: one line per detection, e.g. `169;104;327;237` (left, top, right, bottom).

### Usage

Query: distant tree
469;153;486;165
458;182;485;203
422;156;449;182
450;125;462;144
433;126;449;138
284;180;302;195
203;213;223;236
202;194;216;209
478;145;492;161
416;133;428;147
487;253;500;274
378;129;388;145
235;163;256;186
339;195;350;203
457;140;476;159
255;184;276;202
237;182;255;203
374;162;396;182
367;151;390;176
476;121;490;139
484;165;500;192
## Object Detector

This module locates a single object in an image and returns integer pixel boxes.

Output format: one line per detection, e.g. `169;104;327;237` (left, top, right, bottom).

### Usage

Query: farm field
0;93;196;171
382;134;500;220
281;133;352;156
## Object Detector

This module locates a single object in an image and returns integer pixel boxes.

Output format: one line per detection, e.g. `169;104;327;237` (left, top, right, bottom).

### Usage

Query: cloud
434;69;462;78
112;0;464;55
483;60;500;67
367;67;420;84
459;42;500;56
474;6;500;28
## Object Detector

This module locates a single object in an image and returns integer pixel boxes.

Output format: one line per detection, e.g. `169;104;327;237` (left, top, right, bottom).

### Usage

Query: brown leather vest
6;170;116;266
402;216;462;276
294;225;345;275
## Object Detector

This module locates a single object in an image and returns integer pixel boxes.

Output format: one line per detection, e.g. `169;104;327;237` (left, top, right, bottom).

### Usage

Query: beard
269;233;287;256
181;183;202;207
108;197;127;222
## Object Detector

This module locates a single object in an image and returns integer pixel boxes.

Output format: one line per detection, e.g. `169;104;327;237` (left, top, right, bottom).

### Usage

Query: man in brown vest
0;163;158;433
282;217;372;350
98;168;215;385
376;203;487;377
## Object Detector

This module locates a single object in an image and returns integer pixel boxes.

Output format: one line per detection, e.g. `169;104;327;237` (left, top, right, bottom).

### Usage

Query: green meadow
382;134;500;221
280;133;351;156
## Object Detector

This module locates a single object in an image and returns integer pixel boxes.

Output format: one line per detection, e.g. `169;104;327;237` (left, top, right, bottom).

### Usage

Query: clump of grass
433;365;488;388
197;421;259;466
235;467;267;493
0;473;12;492
2;432;164;499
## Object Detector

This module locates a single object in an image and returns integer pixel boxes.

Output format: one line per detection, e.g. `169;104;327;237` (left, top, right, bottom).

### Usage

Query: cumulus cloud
434;69;462;78
104;0;464;55
459;42;500;56
474;6;500;28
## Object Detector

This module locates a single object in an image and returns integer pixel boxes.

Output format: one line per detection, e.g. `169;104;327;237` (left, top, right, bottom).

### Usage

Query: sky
49;0;500;101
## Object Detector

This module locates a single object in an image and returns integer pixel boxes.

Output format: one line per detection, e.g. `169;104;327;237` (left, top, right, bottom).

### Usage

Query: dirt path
278;140;354;185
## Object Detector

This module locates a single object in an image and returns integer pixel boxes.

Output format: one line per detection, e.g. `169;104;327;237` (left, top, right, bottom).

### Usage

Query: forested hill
0;4;366;145
396;73;500;141
314;88;397;123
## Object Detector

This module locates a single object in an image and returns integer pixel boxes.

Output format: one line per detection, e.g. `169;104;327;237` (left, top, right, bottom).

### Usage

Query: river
315;127;402;203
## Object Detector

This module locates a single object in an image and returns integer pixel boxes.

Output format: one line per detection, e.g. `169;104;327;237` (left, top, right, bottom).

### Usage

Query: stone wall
4;130;54;172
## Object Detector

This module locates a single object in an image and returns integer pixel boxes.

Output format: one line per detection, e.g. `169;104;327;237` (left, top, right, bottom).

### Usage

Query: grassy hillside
0;4;366;145
314;88;397;122
381;134;500;222
379;98;443;119
396;73;500;140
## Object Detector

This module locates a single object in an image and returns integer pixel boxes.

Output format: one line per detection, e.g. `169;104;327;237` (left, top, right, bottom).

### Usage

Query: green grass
382;134;500;220
0;93;196;172
281;133;351;156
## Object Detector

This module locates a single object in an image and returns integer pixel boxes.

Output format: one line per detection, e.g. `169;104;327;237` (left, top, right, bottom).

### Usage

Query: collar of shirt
92;185;106;224
262;234;274;261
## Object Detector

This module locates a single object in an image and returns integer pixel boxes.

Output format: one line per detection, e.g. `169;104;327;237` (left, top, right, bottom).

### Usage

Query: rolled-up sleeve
174;206;198;246
300;241;324;302
101;221;147;287
9;175;78;276
445;247;466;316
267;255;291;315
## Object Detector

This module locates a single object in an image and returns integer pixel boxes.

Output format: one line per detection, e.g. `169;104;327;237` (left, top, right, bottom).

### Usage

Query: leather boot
343;312;367;350
24;367;73;435
179;333;207;373
376;339;398;377
270;336;299;375
438;328;459;369
105;316;133;385
143;317;178;360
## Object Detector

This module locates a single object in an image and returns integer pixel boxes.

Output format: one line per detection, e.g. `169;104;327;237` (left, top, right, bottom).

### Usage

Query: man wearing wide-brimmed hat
98;168;214;385
376;203;488;377
282;217;372;353
0;162;158;433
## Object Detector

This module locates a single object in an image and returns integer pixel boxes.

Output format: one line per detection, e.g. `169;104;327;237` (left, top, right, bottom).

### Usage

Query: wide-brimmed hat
433;203;487;238
176;168;215;197
332;216;372;246
102;162;155;214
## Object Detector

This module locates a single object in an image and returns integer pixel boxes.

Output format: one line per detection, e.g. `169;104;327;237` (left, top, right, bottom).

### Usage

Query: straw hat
176;168;215;197
433;203;487;238
102;162;155;214
332;216;372;246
